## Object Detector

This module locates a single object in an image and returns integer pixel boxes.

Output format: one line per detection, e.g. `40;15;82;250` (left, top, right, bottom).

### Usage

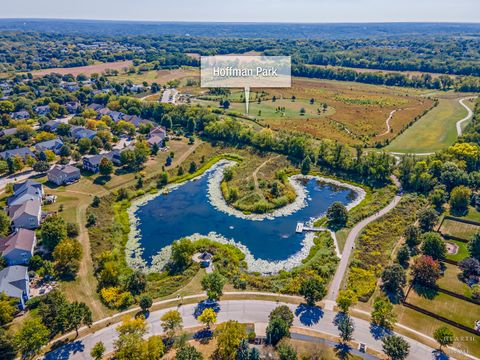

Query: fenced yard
439;217;480;241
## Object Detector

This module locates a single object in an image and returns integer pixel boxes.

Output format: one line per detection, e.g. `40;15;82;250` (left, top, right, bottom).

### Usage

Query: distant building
70;126;97;141
87;103;105;112
82;152;115;173
160;89;178;104
34;138;64;155
0;128;18;137
65;101;80;114
10;111;30;120
43;118;70;132
0;147;36;161
0;229;36;266
8;198;42;230
34;105;50;116
0;266;30;309
47;164;81;186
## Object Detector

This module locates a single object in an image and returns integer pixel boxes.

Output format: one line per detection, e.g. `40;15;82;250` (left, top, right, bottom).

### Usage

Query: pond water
132;163;359;269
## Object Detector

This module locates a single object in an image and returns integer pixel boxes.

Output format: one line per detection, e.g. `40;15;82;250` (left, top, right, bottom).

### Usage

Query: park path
44;299;439;360
325;176;402;304
378;109;397;137
252;155;280;194
456;96;477;136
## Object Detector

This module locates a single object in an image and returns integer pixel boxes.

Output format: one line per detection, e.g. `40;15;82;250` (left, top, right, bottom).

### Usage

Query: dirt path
252;155;280;194
378;109;397;137
172;141;201;168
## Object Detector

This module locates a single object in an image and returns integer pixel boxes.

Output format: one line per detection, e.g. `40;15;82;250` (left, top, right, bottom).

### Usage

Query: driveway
44;300;438;360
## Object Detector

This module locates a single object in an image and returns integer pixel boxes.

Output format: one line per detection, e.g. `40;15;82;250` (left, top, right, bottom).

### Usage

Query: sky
2;0;480;23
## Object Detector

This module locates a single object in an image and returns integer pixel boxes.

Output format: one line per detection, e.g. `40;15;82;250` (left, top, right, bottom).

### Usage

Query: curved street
45;299;438;360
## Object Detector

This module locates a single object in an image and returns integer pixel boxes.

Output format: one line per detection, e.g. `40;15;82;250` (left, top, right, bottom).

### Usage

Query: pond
128;161;364;273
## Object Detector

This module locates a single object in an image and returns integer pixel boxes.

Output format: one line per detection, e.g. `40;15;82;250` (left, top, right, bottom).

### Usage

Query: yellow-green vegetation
221;154;297;213
346;195;426;301
386;97;474;153
192;77;433;146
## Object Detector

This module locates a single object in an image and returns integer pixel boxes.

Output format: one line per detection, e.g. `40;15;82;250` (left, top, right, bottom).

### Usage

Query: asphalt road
44;300;438;360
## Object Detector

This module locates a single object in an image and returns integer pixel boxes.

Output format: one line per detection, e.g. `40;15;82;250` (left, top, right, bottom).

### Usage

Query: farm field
385;96;475;153
405;289;480;329
31;60;133;77
107;66;199;85
193;77;434;146
439;218;480;240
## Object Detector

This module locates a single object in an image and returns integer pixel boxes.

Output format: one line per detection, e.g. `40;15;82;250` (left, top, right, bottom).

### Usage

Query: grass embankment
386;97;474;153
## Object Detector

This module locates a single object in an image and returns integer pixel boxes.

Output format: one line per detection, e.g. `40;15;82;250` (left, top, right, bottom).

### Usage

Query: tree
411;255;441;286
433;326;454;350
53;238;82;278
301;157;311;175
87;213;97;227
0;328;16;360
404;225;420;248
33;161;50;173
382;335;410;360
458;257;480;279
123;271;147;295
160;310;183;339
326;202;348;227
418;208;439;231
171;238;194;270
371;297;396;330
114;316;147;360
381;264;406;294
299;277;326;306
469;233;480;260
0;293;16;325
236;339;250;360
449;185;471;214
269;305;294;327
139;295;153;313
266;316;290;345
69;301;93;336
92;195;101;207
277;342;298;360
158;172;168;187
214;320;247;360
145;335;165;360
189;161;197;174
201;271;226;301
420;232;446;260
59;144;72;158
91;341;106;360
41;214;67;251
336;289;358;313
0;211;10;237
176;344;203;360
99;157;113;176
337;314;354;343
14;317;50;358
396;245;410;267
198;307;217;329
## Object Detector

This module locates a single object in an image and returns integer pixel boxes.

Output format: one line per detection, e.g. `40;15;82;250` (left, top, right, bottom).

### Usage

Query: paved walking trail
325;176;402;304
456;97;477;136
45;299;439;360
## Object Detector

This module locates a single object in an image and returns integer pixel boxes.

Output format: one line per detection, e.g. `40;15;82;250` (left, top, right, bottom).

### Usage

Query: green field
385;97;473;153
444;239;470;262
440;218;480;240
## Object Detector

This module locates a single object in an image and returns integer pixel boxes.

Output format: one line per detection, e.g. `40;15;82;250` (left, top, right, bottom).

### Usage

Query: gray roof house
0;128;18;137
0;229;36;266
8;198;42;230
87;103;105;112
43;118;70;132
13;180;43;197
47;164;81;186
82;152;115;173
0;147;36;161
34;104;50;115
65;101;80;113
0;266;30;309
10;111;30;120
7;184;43;206
70;126;97;141
34;138;64;154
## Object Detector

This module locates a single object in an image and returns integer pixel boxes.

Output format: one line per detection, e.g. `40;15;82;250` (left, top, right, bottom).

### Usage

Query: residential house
82;152;115;173
0;128;18;137
34;105;50;116
12;180;44;198
87;103;105;112
130;84;145;92
10;111;30;120
0;147;36;161
47;164;81;185
65;101;80;114
7;184;43;206
43;118;70;132
8;198;42;229
0;229;36;266
147;126;167;148
70;126;97;141
34;138;64;155
0;266;30;309
61;82;80;92
123;114;152;127
160;89;178;104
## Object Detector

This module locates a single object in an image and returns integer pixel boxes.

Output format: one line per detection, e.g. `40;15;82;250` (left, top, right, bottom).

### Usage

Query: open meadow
31;60;133;77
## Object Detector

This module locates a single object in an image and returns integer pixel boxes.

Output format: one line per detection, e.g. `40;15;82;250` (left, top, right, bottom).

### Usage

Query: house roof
0;128;18;136
7;185;42;206
0;147;35;160
13;180;42;195
0;229;36;256
34;138;64;151
71;126;97;139
88;103;105;111
0;266;28;299
9;198;41;221
48;164;80;177
84;152;114;166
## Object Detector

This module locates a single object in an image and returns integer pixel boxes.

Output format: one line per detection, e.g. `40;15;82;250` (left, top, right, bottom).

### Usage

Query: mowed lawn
440;218;480;240
385;97;472;153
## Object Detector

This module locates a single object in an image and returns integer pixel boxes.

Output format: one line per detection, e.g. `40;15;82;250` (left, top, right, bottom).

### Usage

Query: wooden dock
296;222;324;233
